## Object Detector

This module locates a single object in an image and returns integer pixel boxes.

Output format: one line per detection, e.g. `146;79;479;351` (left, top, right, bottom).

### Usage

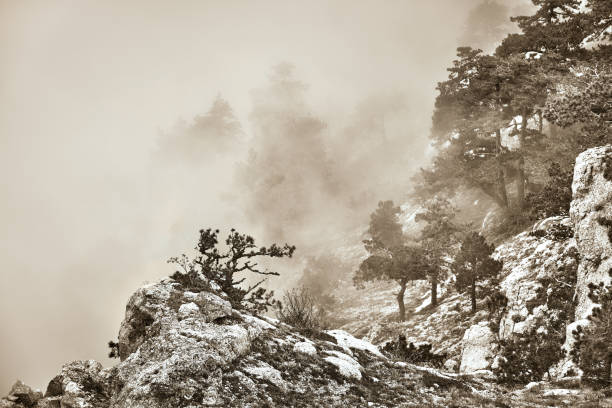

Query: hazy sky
0;0;528;392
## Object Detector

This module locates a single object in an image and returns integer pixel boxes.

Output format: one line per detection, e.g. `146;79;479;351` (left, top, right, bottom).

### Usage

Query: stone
443;358;458;372
293;341;317;356
459;322;495;373
177;302;199;319
7;381;42;406
194;292;232;322
570;145;612;320
34;397;61;408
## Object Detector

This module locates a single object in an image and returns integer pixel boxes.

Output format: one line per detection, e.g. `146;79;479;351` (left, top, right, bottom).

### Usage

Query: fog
0;0;528;392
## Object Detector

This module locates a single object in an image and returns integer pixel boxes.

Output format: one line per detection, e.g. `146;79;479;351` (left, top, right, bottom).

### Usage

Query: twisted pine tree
169;228;296;313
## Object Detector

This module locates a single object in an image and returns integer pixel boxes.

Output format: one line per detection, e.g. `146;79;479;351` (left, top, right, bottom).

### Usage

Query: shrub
275;287;323;330
525;162;573;220
529;223;574;242
108;340;120;359
495;322;566;384
571;271;612;389
382;335;447;368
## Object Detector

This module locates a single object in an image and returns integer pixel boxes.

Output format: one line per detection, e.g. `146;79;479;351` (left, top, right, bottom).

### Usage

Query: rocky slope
1;274;592;408
334;145;612;381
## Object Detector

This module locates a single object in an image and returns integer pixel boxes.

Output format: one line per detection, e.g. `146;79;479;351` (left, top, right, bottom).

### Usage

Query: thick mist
0;0;528;392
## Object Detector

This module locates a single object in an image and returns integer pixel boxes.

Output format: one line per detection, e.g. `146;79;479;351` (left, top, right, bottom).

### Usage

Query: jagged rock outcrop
569;145;612;320
557;145;612;377
2;273;509;407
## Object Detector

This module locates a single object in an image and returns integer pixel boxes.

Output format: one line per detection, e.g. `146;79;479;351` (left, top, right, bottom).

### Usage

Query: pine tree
452;232;503;313
426;48;512;209
510;0;585;55
415;197;461;307
353;201;427;321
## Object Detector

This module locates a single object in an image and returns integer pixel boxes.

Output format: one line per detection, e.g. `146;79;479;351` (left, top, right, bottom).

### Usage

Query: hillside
2;267;610;408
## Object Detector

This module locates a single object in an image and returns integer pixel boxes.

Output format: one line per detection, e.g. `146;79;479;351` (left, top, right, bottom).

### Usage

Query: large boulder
459;321;495;373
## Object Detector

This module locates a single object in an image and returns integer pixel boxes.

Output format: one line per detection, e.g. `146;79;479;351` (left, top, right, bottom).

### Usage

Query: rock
41;360;110;408
0;401;22;408
293;341;317;356
553;145;612;378
459;322;495;373
177;302;199;319
34;398;61;408
6;381;42;406
242;361;287;391
194;292;232;322
524;381;542;391
494;217;578;341
324;351;363;380
443;358;458;372
570;145;612;320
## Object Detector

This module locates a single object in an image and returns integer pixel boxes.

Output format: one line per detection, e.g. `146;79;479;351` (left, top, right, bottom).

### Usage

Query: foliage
158;95;242;160
354;201;428;321
525;162;574;220
452;232;503;313
544;63;612;149
418;0;610;235
107;340;120;359
494;322;566;384
415;197;462;307
365;200;404;251
486;289;509;334
168;228;295;313
276;287;324;330
509;0;585;56
529;222;575;242
571;270;612;389
382;335;447;368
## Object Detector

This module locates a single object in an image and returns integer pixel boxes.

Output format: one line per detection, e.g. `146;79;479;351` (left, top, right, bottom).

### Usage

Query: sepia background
0;0;532;391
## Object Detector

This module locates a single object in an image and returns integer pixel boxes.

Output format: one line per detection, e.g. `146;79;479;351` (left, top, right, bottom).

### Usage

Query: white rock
325;329;384;358
293;341;317;356
324;355;362;380
443;359;458;372
242;361;286;390
178;302;200;319
459;322;495;373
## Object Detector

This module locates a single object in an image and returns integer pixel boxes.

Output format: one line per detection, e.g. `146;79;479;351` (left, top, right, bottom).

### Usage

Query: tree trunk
431;277;438;307
397;280;407;321
495;129;509;208
471;276;477;314
517;110;528;210
537;110;543;133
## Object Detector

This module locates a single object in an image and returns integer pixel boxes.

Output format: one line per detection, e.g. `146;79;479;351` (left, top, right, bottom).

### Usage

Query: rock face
570;145;612;321
459;321;495;373
495;216;578;341
556;145;612;377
